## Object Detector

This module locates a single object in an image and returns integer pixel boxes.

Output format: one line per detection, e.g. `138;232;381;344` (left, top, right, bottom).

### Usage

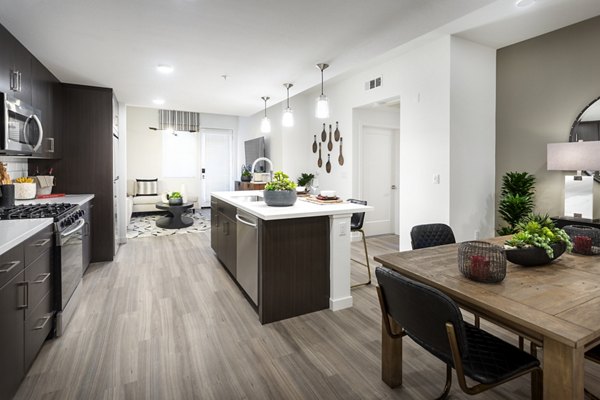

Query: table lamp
547;141;600;219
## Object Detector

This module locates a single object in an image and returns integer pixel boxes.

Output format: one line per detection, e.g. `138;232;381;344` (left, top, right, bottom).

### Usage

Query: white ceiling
0;0;598;116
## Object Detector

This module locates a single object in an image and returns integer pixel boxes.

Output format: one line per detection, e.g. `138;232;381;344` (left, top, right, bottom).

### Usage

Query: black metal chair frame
348;198;371;288
376;269;542;400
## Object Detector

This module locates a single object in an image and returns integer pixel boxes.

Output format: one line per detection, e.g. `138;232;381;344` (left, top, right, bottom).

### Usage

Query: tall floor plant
497;171;536;235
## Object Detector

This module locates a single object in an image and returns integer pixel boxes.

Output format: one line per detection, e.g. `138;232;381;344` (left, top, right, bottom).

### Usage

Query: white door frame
357;123;400;235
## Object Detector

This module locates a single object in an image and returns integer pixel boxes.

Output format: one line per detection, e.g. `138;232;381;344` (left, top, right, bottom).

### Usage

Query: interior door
361;125;398;236
200;129;233;207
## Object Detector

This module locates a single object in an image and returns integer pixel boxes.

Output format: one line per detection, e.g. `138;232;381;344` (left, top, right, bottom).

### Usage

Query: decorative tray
300;195;344;205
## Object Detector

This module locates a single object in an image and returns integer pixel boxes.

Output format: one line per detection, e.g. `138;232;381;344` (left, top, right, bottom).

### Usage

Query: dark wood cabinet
211;197;237;277
552;216;600;229
0;25;13;94
31;57;61;158
11;39;32;105
0;270;25;400
0;224;54;400
234;181;267;191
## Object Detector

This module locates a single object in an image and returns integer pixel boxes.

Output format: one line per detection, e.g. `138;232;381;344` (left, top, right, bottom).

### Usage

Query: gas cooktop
0;203;77;220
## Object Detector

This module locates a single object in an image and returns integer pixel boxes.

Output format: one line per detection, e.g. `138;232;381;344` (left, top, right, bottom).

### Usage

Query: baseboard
330;295;353;311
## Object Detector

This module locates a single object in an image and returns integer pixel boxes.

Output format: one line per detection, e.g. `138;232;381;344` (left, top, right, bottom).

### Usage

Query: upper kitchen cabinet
0;25;32;104
31;58;61;158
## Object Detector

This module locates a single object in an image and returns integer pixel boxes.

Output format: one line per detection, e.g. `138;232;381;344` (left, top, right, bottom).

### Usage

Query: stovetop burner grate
0;203;77;220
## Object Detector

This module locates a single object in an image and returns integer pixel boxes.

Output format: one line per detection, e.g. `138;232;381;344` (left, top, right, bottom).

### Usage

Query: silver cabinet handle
46;137;55;153
33;238;51;247
33;272;51;284
17;281;28;309
34;314;52;330
0;260;20;273
17;71;22;92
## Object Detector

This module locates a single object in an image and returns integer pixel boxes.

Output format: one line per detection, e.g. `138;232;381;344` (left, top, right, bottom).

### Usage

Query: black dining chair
375;267;542;400
348;199;370;288
410;223;456;250
584;346;600;399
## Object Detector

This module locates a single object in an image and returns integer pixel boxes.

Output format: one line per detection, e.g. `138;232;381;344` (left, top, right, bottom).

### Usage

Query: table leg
543;337;584;399
382;317;403;388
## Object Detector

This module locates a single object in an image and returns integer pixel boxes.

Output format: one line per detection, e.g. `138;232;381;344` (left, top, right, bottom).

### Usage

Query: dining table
374;237;600;399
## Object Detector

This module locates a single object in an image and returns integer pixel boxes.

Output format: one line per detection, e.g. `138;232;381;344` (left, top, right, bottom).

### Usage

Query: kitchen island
211;191;372;324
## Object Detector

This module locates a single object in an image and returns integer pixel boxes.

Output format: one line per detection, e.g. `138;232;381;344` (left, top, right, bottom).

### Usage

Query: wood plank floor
15;231;600;399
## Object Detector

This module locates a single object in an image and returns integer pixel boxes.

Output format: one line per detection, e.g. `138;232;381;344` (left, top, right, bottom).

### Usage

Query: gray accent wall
496;16;600;222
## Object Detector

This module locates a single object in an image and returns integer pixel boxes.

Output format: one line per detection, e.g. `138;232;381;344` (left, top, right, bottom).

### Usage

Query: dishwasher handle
235;214;257;228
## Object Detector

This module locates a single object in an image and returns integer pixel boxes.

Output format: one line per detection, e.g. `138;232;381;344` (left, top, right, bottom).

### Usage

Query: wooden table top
374;237;600;349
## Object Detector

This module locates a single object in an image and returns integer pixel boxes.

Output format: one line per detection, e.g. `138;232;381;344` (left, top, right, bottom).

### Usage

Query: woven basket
563;225;600;255
458;241;507;283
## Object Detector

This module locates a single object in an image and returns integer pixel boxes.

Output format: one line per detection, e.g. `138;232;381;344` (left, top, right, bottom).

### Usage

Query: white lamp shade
547;141;600;171
260;117;271;133
282;108;294;127
315;94;329;119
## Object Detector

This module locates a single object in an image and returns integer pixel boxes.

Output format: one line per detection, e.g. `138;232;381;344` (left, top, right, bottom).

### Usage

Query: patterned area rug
127;211;210;239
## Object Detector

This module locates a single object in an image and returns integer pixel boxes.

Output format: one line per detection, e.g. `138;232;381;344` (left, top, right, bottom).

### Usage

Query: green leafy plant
167;191;182;199
297;173;314;187
241;164;252;177
497;171;536;235
505;213;572;258
265;171;297;191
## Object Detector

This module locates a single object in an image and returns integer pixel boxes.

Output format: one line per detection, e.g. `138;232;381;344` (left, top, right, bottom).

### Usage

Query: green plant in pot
497;171;536;235
167;191;183;205
297;173;314;193
504;213;572;266
264;171;297;207
241;164;252;182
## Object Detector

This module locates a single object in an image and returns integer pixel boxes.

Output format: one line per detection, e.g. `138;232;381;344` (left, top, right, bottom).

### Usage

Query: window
162;131;197;178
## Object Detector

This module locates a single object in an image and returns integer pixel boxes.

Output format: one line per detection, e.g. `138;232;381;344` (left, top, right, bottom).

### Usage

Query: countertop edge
0;218;53;256
15;194;95;207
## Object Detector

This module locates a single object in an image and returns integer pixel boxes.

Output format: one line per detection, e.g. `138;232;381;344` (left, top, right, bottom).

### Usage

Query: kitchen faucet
251;157;274;182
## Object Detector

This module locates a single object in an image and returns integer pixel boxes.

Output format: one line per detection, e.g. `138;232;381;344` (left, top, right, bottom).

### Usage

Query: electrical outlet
433;174;440;184
475;230;480;239
339;222;348;236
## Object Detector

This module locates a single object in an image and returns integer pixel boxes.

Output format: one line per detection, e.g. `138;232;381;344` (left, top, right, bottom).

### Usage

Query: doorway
199;128;233;207
353;101;400;236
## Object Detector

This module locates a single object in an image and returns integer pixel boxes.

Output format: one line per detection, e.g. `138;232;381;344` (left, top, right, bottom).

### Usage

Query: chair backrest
347;198;367;230
375;266;468;365
410;223;456;250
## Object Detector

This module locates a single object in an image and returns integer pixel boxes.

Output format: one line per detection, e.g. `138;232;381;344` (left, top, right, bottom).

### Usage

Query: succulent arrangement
505;213;572;258
265;171;296;191
167;191;182;199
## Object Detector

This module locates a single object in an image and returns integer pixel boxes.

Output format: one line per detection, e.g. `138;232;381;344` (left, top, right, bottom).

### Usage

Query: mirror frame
569;96;600;183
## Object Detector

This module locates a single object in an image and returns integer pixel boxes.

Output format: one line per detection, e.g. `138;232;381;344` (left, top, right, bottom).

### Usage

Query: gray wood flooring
15;231;600;399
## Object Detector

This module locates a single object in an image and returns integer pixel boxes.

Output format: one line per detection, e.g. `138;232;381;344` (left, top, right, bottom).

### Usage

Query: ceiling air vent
364;76;382;91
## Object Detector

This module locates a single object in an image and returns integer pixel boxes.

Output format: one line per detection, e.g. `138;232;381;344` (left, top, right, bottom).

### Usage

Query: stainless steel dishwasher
236;209;258;305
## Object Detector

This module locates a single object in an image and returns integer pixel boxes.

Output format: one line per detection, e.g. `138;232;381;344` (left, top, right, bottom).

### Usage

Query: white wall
127;106;239;198
449;37;496;242
118;103;128;243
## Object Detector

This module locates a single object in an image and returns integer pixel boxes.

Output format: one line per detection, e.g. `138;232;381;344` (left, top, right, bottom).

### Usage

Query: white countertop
0;218;53;256
212;191;372;220
15;194;94;207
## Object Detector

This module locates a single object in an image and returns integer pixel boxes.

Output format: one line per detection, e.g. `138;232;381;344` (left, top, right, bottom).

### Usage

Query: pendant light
260;96;271;133
315;63;330;119
282;83;294;127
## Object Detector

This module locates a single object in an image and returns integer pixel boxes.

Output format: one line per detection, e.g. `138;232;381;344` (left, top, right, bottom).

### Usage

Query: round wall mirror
569;96;600;183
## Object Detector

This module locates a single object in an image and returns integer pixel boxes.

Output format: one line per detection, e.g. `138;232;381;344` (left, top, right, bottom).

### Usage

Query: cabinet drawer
0;244;24;288
25;248;52;316
220;201;237;220
24;225;54;266
24;292;53;370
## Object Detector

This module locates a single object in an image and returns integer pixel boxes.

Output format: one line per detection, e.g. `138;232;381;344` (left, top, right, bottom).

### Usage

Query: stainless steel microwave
1;92;44;155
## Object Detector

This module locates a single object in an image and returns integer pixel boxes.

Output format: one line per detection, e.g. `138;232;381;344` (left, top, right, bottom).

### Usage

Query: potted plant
504;213;572;266
241;164;252;182
263;171;297;207
167;191;183;205
297;173;314;193
497;171;536;235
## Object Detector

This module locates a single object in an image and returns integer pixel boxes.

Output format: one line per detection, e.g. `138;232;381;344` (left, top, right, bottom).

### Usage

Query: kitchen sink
231;195;263;203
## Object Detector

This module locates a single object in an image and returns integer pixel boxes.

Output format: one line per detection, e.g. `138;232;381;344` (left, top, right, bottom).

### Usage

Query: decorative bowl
263;190;297;207
505;242;567;267
168;198;183;206
320;190;336;198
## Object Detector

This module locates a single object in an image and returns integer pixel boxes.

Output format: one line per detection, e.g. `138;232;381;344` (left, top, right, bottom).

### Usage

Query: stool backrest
347;198;367;230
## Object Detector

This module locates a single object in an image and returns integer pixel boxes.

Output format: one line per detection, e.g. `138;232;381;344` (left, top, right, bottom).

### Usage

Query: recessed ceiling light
156;64;174;74
515;0;535;8
153;98;165;105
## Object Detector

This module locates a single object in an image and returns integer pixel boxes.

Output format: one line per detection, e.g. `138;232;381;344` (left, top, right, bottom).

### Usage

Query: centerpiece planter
504;213;572;267
263;171;297;207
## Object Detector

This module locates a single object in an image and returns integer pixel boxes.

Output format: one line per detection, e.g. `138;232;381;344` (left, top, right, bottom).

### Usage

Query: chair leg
474;315;480;328
351;229;371;288
531;368;543;400
434;364;452;400
519;336;525;351
531;342;538;358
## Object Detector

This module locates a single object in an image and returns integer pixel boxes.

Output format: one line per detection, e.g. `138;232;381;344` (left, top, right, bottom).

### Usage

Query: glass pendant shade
315;94;329;119
261;116;271;133
282;107;294;127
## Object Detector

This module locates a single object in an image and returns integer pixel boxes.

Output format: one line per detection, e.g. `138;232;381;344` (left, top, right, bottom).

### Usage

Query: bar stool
348;199;370;288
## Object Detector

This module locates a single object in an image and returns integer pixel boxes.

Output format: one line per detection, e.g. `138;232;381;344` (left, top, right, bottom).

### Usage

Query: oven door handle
61;219;86;237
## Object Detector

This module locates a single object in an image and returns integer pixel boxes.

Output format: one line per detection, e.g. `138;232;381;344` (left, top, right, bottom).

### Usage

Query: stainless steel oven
55;212;85;336
1;92;44;155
